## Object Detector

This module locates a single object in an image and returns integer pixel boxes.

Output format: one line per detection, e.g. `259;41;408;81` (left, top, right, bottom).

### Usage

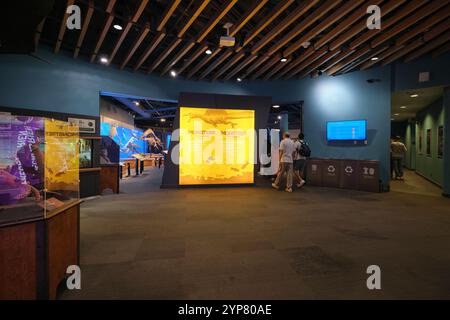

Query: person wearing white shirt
272;132;295;193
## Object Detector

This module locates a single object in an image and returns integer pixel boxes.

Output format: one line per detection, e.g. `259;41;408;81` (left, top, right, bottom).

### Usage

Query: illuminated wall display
179;107;255;185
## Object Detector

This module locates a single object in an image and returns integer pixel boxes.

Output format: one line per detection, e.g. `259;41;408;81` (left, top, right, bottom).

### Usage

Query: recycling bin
306;158;323;187
321;159;341;188
357;160;380;192
340;159;359;190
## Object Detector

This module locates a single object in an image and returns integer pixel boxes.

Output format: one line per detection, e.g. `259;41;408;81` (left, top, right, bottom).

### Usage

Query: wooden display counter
0;200;81;300
100;165;120;194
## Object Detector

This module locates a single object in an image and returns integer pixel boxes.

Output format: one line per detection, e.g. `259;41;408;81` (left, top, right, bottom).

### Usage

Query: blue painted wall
0;48;251;116
4;48;450;190
246;67;392;187
393;52;450;92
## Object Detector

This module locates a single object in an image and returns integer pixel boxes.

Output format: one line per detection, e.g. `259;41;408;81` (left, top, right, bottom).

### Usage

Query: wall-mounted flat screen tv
327;120;367;141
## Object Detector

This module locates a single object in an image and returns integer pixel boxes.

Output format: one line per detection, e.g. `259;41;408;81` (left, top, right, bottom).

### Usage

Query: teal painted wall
1;47;450;189
414;98;444;186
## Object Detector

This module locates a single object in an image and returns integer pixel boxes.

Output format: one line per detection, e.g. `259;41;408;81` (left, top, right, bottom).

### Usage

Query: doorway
390;86;445;196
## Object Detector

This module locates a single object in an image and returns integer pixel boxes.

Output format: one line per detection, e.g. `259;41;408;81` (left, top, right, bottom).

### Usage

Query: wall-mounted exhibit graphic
438;126;444;159
100;136;120;165
79;139;93;168
179;107;255;185
0;115;80;224
426;129;431;157
100;122;146;160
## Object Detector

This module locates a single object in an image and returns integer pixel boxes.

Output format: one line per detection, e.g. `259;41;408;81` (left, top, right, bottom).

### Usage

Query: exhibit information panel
179;107;255;185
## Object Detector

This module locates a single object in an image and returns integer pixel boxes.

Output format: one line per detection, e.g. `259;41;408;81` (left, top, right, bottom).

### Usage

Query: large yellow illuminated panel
179;107;255;185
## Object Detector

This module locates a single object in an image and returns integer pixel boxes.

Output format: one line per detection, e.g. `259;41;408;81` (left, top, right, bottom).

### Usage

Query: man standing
272;132;295;192
293;133;307;188
391;136;407;180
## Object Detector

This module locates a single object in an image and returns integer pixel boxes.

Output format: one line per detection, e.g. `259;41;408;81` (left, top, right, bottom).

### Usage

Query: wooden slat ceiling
37;0;450;81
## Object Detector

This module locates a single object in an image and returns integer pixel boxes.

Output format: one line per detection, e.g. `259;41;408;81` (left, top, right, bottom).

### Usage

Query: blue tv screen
327;120;367;141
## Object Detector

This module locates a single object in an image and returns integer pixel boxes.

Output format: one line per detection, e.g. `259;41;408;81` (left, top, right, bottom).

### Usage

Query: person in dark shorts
293;133;307;188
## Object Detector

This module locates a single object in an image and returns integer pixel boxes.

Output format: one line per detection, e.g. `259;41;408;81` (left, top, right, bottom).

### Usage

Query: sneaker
296;180;306;188
272;183;279;190
285;188;293;193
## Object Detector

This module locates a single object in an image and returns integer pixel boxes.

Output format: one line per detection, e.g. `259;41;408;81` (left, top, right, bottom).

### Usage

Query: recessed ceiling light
394;113;400;116
205;49;212;55
236;77;242;82
410;94;419;98
160;118;166;122
277;115;282;120
400;106;407;109
170;70;177;77
371;57;379;61
280;58;288;63
99;56;108;64
134;101;140;106
272;105;280;109
113;24;123;31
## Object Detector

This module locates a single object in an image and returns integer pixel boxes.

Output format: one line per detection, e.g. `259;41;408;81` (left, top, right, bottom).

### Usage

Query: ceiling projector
220;23;235;47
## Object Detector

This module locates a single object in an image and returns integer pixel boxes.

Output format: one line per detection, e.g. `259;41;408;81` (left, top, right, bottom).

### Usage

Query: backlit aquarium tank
79;139;93;168
0;115;80;225
100;122;146;160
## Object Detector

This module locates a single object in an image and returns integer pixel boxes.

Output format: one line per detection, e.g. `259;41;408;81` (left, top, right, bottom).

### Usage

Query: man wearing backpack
293;133;309;188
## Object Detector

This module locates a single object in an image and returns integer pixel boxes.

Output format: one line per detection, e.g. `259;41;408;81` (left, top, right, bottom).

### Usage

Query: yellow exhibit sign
179;107;255;185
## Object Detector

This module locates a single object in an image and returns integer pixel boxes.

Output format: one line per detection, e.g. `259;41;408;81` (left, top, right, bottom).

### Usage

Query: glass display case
79;138;93;168
0;115;80;225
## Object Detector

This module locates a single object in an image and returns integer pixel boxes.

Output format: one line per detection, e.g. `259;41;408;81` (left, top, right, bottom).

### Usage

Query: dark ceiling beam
381;43;425;66
242;55;271;79
120;24;150;70
281;0;363;57
212;51;246;81
133;32;166;71
177;0;211;37
147;37;183;74
272;46;316;80
187;49;222;79
360;45;405;70
157;0;181;32
329;0;406;51
35;18;46;48
115;97;150;118
55;0;75;54
251;0;321;55
327;45;372;76
229;0;269;37
321;49;355;73
160;41;196;75
349;0;428;50
285;47;328;79
224;54;258;81
297;50;342;78
432;42;450;58
371;0;448;48
250;54;282;80
108;0;150;65
313;0;383;51
198;50;234;80
74;0;94;58
177;44;209;75
266;0;342;56
264;57;292;80
236;0;294;52
404;30;450;63
90;0;117;63
338;45;389;74
196;0;238;43
396;5;450;46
